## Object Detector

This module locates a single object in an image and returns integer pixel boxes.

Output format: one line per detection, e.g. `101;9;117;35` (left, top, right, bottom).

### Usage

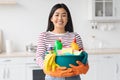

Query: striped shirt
36;31;83;68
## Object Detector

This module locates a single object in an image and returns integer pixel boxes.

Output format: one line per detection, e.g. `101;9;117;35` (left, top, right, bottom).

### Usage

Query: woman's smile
57;20;64;25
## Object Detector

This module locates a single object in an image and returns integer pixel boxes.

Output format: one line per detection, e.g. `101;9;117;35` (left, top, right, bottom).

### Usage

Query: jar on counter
5;40;13;54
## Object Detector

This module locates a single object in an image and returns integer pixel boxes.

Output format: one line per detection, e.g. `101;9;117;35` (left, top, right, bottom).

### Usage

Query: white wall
0;0;120;52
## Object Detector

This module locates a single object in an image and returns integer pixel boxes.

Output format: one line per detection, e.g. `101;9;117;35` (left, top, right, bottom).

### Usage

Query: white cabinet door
7;64;26;80
116;55;120;80
0;65;6;80
95;55;117;80
82;54;118;80
114;0;120;19
81;55;97;80
0;57;26;80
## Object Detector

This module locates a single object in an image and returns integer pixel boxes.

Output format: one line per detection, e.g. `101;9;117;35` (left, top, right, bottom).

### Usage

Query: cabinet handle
114;7;116;16
7;68;10;78
29;66;40;69
3;60;11;62
103;56;113;59
3;69;6;79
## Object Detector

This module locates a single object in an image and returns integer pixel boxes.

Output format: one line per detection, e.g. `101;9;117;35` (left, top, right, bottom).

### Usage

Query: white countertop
0;52;35;58
0;48;120;57
86;48;120;55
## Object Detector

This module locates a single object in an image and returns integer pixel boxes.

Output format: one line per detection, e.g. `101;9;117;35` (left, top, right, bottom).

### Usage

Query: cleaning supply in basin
54;39;63;55
71;38;80;51
55;51;88;68
43;38;88;77
46;44;54;54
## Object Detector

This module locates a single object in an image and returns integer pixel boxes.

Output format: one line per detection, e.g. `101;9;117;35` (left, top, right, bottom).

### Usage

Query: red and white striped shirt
36;31;83;68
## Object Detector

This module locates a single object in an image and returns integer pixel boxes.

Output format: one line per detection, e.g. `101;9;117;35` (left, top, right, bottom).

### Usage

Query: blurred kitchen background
0;0;120;52
0;0;120;80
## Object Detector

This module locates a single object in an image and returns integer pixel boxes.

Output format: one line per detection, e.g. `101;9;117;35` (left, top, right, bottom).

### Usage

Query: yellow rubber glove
69;61;89;75
44;53;59;72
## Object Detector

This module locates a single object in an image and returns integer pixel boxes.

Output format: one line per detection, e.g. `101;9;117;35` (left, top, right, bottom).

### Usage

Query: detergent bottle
47;44;54;54
71;38;80;51
54;39;63;55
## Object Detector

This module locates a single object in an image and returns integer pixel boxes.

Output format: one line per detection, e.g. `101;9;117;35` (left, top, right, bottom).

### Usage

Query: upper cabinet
88;0;120;22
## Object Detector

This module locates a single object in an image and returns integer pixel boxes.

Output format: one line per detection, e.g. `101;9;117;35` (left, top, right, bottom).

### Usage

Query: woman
36;3;89;80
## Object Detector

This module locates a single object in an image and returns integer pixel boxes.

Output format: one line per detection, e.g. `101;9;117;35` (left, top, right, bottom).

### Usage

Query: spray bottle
54;39;62;55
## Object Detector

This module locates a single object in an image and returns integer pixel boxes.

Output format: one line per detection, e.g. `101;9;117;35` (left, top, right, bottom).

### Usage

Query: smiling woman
36;3;89;80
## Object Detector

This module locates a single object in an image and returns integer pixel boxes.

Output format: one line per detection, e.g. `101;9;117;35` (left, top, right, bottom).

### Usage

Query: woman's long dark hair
46;3;74;32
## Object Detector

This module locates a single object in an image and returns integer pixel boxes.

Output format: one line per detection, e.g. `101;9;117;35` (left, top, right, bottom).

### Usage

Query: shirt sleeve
74;33;84;50
36;32;47;68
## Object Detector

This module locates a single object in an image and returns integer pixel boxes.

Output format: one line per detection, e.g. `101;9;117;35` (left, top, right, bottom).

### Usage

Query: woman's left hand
69;61;89;75
43;66;75;77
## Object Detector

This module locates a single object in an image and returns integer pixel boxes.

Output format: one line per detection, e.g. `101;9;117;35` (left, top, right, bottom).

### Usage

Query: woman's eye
62;15;67;17
55;15;59;16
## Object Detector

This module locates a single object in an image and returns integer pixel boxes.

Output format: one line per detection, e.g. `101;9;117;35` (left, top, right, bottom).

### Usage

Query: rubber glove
43;61;89;77
43;66;76;77
69;61;89;75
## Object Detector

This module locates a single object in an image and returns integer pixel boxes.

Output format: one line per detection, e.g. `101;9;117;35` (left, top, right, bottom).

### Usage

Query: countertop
0;48;120;57
0;52;35;58
86;48;120;55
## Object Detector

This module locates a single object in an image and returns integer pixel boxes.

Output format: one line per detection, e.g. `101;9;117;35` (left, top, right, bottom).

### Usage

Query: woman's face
51;8;68;30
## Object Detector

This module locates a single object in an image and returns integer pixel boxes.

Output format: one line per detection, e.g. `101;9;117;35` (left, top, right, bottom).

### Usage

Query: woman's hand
69;61;89;75
43;66;75;77
43;61;89;77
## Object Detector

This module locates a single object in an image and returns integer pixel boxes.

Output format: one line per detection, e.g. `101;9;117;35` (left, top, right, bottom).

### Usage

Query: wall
0;0;120;52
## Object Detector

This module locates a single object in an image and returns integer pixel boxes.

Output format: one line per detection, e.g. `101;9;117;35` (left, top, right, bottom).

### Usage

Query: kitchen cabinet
88;0;120;22
117;56;120;80
0;65;5;80
82;54;119;80
0;57;26;80
94;55;118;80
7;64;26;80
114;0;120;20
81;55;97;80
26;57;45;80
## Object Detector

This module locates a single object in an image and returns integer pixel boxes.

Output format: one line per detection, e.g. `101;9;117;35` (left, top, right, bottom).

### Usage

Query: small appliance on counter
26;43;37;53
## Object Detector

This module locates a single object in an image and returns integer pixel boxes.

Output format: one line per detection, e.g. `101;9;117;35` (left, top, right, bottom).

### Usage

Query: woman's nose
58;15;62;19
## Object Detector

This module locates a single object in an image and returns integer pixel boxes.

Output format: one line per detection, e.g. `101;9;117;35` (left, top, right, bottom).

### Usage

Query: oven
26;63;45;80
